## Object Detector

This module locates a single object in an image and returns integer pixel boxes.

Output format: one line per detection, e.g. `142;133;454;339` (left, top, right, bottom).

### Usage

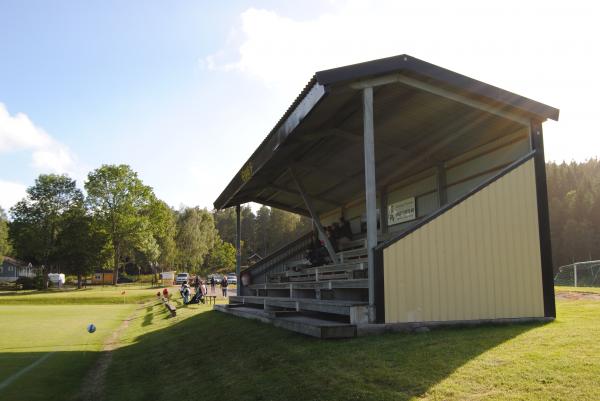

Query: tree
9;175;83;277
55;204;110;288
213;205;256;261
0;207;12;256
204;237;236;273
85;165;155;284
175;207;217;272
148;199;177;268
546;158;600;269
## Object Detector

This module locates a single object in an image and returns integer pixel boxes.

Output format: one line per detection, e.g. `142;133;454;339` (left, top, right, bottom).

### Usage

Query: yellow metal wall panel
383;159;544;323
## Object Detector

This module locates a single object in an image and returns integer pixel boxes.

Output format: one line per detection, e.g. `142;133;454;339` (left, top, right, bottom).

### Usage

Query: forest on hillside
547;158;600;269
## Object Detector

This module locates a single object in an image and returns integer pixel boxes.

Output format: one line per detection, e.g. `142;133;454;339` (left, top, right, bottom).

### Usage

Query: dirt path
76;305;144;401
556;291;600;301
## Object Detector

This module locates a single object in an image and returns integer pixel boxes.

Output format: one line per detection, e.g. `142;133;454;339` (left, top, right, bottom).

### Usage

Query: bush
15;276;44;290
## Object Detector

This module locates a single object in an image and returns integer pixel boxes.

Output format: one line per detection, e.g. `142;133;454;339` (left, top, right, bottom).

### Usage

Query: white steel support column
363;86;377;323
236;204;242;295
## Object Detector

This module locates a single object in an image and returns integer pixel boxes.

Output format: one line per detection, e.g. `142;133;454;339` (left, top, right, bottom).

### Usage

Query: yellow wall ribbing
383;159;544;323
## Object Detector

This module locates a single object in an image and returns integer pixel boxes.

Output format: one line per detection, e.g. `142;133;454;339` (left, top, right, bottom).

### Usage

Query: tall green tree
0;207;12;256
9;175;83;276
175;207;217;272
213;205;256;261
203;237;236;273
148;199;177;268
85;165;155;284
56;204;110;288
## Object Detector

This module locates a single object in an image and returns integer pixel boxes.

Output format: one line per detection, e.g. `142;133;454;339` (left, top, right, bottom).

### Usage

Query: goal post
554;260;600;287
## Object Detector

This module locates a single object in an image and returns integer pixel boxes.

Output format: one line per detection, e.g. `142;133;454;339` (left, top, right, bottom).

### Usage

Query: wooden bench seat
337;247;367;262
247;279;368;291
267;259;367;283
286;260;367;277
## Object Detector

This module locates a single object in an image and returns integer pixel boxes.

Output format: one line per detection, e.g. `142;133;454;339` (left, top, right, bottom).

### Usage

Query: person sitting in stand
325;225;339;253
339;217;353;240
335;216;353;248
307;235;329;267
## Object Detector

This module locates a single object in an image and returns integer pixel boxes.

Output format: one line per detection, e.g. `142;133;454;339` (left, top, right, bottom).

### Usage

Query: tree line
547;158;600;269
0;165;311;287
2;159;597;285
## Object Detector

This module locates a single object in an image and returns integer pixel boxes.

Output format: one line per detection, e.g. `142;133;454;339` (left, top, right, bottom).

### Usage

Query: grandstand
213;54;559;337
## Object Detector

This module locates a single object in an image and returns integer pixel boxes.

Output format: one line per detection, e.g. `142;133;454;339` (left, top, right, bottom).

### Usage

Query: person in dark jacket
210;276;216;294
221;276;229;297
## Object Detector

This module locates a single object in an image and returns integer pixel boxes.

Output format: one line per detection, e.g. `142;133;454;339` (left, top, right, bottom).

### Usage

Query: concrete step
229;295;369;323
214;304;357;339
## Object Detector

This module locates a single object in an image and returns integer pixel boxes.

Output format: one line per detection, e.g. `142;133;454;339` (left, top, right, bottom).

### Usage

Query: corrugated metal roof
214;54;559;211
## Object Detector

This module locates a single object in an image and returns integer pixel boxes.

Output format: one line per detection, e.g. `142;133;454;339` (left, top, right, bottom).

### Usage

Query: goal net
554;260;600;287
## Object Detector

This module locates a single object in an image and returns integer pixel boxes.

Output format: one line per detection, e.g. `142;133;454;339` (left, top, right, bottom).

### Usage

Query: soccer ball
87;324;96;333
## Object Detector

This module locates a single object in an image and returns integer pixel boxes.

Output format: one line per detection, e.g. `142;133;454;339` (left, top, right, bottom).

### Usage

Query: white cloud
0;179;27;212
0;102;76;174
203;0;600;162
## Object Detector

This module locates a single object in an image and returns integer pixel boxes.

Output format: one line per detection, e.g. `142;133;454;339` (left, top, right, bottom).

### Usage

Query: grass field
0;285;164;400
1;286;599;401
0;285;163;305
556;285;600;294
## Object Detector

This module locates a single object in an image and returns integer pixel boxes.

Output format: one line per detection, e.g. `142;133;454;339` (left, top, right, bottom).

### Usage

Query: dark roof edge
315;54;559;121
213;78;326;210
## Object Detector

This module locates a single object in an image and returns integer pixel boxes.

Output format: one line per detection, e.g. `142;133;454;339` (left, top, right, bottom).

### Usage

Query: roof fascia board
350;73;531;126
214;82;327;210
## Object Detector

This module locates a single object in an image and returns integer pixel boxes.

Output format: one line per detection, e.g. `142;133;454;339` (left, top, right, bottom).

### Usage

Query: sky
1;0;599;212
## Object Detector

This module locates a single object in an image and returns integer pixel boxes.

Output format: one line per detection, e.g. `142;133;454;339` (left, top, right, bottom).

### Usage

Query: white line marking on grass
0;352;54;391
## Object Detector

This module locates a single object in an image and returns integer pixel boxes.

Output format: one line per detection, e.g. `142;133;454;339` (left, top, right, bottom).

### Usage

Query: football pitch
1;286;600;401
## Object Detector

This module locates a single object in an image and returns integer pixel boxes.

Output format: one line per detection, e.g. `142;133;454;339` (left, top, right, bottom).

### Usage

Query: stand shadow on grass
103;310;543;401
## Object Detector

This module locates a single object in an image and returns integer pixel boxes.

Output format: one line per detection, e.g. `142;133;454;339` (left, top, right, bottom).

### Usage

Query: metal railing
244;231;314;285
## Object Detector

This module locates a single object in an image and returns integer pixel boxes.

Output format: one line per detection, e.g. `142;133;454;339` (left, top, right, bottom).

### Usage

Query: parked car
175;272;190;285
208;274;222;284
226;273;237;285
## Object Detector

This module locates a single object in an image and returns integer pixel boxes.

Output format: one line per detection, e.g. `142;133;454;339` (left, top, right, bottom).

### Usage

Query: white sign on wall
388;197;416;226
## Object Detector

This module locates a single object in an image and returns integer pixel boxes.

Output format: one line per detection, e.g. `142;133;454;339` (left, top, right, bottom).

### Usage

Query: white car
175;272;190;285
226;273;237;285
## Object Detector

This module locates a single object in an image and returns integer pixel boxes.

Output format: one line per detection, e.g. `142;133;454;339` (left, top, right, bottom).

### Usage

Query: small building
92;270;114;285
159;271;176;285
247;253;263;265
214;54;559;337
0;257;35;282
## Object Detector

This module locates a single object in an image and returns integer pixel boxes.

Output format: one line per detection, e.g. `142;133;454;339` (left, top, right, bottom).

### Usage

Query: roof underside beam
350;73;532;126
289;168;339;264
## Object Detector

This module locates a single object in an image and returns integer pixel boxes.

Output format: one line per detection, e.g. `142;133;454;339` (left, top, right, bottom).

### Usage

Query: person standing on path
210;276;216;294
221;276;229;297
194;275;201;295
